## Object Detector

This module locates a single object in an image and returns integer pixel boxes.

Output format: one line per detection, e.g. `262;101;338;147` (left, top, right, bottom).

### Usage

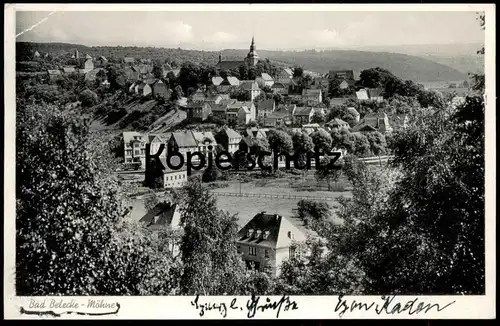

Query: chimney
256;229;262;239
247;229;254;238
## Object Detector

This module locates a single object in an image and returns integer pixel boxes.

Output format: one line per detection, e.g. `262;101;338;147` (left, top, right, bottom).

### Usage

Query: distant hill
221;49;468;82
18;41;468;82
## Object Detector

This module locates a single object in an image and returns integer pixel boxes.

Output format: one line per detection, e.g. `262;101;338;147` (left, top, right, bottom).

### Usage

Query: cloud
203;31;238;44
307;28;344;48
162;21;194;45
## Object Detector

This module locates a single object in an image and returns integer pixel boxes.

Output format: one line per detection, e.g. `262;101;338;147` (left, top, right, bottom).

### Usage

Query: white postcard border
3;3;496;320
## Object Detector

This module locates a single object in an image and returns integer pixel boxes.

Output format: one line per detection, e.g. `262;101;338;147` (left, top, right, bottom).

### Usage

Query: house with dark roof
263;104;295;127
325;118;350;130
193;131;217;156
77;58;94;73
137;82;152;97
210;103;229;120
257;99;276;118
367;88;384;102
239;80;261;101
186;102;212;122
302;88;323;105
139;203;182;245
236;212;306;276
215;128;242;154
47;69;62;80
271;82;289;95
190;89;206;103
328;70;355;83
152;80;170;98
204;94;223;105
246;127;269;139
293;107;314;125
227;101;256;123
352;112;393;134
216;37;260;71
167;130;199;156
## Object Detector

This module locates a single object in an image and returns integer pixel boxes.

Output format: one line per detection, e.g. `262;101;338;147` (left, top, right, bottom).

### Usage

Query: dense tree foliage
16;104;180;295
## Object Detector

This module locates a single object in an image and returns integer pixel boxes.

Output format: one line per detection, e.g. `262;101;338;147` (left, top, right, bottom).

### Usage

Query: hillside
222;49;468;82
18;42;467;82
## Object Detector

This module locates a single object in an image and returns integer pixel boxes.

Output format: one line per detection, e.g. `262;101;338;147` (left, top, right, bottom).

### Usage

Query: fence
211;191;336;202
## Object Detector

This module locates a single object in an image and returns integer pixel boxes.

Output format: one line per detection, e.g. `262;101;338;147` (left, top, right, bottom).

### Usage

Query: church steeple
245;36;259;67
219;52;222;63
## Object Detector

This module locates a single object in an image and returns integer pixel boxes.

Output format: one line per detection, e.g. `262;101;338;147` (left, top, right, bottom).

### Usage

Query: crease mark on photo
16;11;57;38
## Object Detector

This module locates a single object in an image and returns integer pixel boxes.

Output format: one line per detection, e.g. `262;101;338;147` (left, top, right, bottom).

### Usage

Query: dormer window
255;230;262;239
247;229;254;238
262;230;270;240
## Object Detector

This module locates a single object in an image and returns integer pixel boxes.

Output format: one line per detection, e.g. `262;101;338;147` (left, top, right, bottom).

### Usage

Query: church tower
245;36;259;67
218;52;222;64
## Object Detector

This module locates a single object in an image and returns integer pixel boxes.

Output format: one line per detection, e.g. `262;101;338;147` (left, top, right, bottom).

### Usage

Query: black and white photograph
5;3;495;320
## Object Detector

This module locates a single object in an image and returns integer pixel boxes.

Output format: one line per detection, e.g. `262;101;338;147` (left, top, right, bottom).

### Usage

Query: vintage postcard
4;3;496;320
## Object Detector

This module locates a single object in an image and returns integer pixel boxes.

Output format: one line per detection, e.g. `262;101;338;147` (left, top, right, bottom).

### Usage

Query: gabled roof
192;131;216;145
124;57;135;63
123;131;145;143
98;56;108;61
346;107;360;116
283;68;294;76
328;70;355;80
239;80;259;91
355;89;369;100
223;127;242;139
258;99;275;112
326;118;349;127
293;107;314;116
171;130;198;147
47;69;61;75
226;76;240;86
212;76;224;86
236;213;306;249
368;88;384;98
272;82;287;89
261;73;273;81
210;103;229;112
139;202;180;230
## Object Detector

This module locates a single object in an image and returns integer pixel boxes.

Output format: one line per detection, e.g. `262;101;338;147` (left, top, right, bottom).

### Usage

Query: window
289;246;296;259
249;246;257;256
134;150;140;156
134;143;139;148
126;150;132;156
264;249;269;258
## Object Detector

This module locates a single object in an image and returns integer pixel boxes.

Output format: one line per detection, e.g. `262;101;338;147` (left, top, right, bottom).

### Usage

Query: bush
202;166;223;182
79;89;99;107
297;199;330;222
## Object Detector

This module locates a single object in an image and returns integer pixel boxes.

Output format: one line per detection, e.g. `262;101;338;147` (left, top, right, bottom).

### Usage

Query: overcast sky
16;11;484;51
